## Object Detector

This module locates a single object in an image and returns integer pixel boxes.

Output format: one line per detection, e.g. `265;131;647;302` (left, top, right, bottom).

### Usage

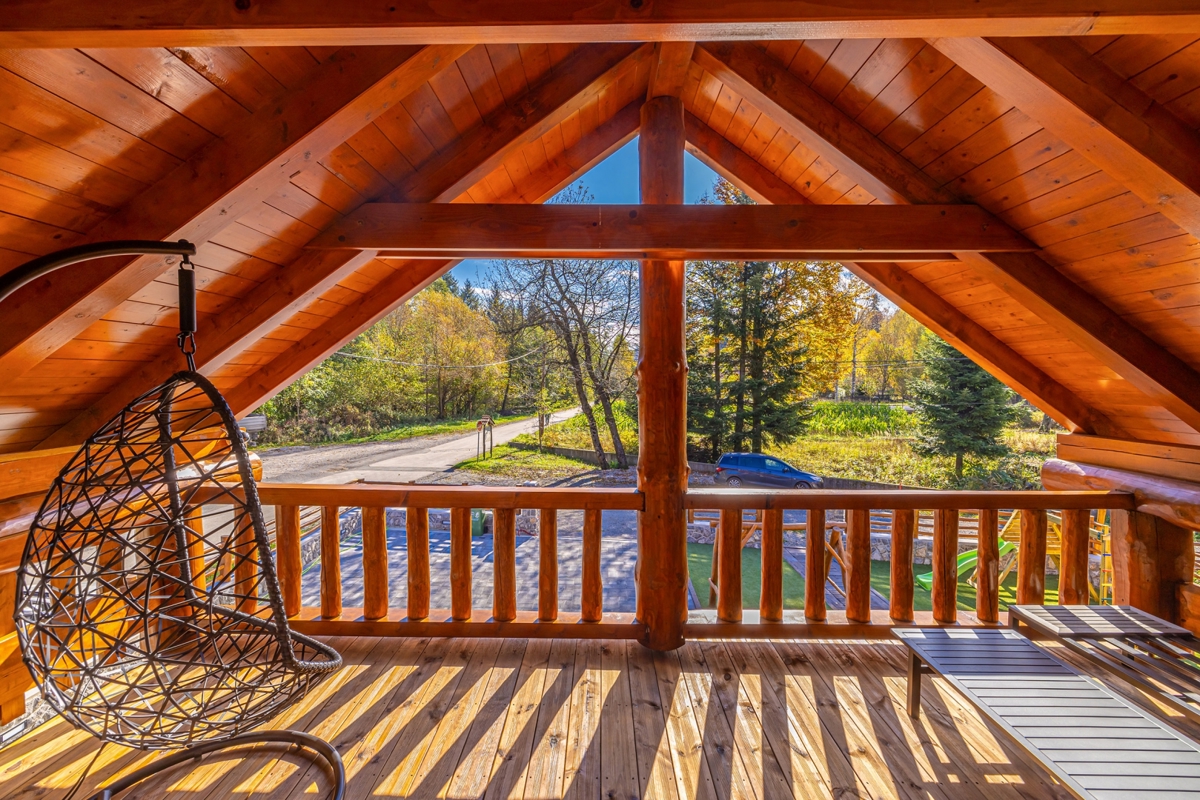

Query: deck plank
1;638;1091;800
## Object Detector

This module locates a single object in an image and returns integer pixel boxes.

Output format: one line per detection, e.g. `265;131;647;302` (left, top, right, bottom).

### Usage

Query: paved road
258;408;579;484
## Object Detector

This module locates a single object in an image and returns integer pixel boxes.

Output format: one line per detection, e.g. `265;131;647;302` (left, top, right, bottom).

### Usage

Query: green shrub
806;401;917;437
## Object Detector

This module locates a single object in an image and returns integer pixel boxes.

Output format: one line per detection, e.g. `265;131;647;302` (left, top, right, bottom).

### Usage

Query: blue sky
451;138;720;284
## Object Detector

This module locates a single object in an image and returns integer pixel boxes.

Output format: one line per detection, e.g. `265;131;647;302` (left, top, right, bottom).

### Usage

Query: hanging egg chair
4;241;345;799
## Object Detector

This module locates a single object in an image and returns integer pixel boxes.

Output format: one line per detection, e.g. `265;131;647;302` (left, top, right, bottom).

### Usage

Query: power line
331;344;548;371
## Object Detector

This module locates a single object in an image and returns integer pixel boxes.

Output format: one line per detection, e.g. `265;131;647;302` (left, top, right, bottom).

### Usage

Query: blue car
714;452;823;489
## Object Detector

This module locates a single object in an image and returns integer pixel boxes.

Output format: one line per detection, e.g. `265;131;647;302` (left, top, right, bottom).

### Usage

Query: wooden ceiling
3;8;1200;451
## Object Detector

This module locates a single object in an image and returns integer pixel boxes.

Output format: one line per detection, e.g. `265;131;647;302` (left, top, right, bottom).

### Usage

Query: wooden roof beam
704;42;1200;435
930;36;1200;240
647;42;695;99
390;43;650;203
313;203;1031;259
222;258;452;417
0;43;470;383
39;53;644;448
5;2;1200;47
683;111;1119;436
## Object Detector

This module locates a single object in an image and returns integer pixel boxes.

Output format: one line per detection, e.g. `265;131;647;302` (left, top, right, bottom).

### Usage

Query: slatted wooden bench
1011;604;1200;727
896;627;1200;799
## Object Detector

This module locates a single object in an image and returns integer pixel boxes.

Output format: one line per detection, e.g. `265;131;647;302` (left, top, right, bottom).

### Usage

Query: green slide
915;540;1017;591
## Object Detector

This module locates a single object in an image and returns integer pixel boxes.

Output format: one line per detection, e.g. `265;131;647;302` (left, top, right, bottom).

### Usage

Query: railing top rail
684;488;1136;511
199;482;645;510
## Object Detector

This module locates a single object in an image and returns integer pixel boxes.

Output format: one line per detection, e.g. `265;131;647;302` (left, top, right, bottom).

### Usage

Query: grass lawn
687;544;1060;612
454;444;598;480
255;412;533;450
686;544;806;609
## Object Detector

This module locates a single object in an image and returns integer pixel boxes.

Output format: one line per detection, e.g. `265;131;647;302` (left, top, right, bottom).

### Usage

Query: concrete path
258;408;579;484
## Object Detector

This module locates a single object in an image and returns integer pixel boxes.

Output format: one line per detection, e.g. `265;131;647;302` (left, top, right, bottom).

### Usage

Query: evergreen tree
912;336;1014;479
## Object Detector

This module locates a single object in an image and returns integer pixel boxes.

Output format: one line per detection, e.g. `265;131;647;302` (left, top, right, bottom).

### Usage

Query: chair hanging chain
177;253;198;372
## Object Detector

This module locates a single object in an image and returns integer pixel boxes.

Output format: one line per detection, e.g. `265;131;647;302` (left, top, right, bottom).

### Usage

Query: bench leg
907;650;923;718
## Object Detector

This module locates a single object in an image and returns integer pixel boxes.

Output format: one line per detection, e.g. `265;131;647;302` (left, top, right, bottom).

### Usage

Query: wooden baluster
320;505;342;619
1060;508;1090;606
1018;509;1048;605
890;509;915;623
717;508;742;623
493;508;516;621
582;508;603;623
451;507;472;621
976;508;1000;623
233;518;258;615
539;508;558;621
276;505;302;617
932;509;959;624
184;507;207;596
760;508;783;622
363;506;388;620
805;508;827;621
846;509;872;623
407;506;429;620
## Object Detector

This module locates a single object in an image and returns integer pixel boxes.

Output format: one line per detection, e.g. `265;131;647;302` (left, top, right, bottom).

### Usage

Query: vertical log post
636;95;689;651
276;505;302;617
363;506;388;620
582;508;603;623
539;508;558;622
760;508;784;622
717;508;742;623
1111;510;1195;623
932;509;959;624
493;508;516;622
846;509;872;623
451;507;472;621
406;506;429;620
976;508;1000;623
320;505;342;619
1060;509;1091;606
890;509;915;623
805;508;827;621
1017;509;1048;606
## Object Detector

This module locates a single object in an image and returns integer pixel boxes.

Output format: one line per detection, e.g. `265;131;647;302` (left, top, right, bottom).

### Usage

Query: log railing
200;484;1135;641
684;489;1136;635
203;483;645;639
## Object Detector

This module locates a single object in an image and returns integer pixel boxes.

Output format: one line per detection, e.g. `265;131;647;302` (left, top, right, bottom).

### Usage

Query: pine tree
912;336;1014;479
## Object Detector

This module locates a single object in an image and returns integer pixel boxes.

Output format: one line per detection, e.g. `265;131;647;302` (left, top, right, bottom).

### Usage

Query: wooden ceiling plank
8;3;1200;48
390;43;649;203
695;42;951;205
930;36;1200;239
313;203;1032;257
40;55;642;447
647;42;696;99
682;111;1116;435
0;43;471;384
708;37;1200;435
959;250;1200;432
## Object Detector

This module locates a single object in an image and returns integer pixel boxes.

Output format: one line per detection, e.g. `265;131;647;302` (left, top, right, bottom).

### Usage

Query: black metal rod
0;240;196;305
87;730;345;800
177;265;197;334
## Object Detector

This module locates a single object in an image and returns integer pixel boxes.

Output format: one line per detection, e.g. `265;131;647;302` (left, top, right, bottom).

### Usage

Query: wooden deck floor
0;637;1094;799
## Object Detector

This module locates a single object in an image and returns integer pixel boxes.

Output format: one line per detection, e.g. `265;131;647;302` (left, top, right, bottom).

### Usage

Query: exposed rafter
222;259;451;417
313;203;1031;259
929;36;1200;240
389;43;650;203
491;100;642;204
38;249;378;448
39;51;647;448
704;41;1200;435
4;2;1200;48
0;43;470;383
647;42;695;99
683;111;1119;436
